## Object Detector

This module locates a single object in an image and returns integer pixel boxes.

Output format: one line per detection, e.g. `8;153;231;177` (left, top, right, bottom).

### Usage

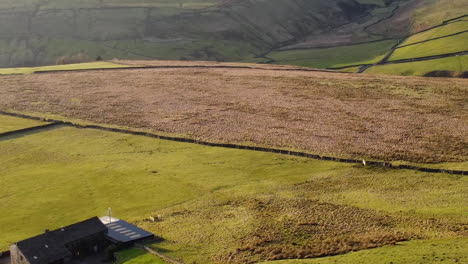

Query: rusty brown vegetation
218;198;409;263
0;61;466;162
138;195;466;264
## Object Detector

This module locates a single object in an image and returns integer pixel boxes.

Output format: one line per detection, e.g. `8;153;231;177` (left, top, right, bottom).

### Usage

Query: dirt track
0;64;466;162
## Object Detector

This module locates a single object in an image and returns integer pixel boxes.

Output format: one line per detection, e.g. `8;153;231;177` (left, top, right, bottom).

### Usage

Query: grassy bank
115;248;168;264
0;115;48;133
0;61;130;75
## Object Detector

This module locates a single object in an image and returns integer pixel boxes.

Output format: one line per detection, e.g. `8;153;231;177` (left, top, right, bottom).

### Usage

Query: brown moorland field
137;194;466;264
0;60;467;163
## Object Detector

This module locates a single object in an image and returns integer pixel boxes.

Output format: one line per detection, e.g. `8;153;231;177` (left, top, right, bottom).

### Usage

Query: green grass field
0;61;129;75
402;21;468;46
268;40;396;69
390;33;468;61
1;115;466;263
366;54;468;76
115;248;168;264
260;238;468;264
0;125;350;250
0;115;48;133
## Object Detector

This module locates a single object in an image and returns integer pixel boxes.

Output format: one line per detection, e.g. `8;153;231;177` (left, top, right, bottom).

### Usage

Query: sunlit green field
116;248;168;264
0;124;349;250
0;115;48;133
366;54;468;76
402;20;468;46
0;61;129;75
390;33;468;61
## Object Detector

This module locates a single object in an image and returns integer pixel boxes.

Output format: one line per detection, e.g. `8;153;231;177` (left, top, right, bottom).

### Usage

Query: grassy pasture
390;33;468;61
268;40;397;69
115;248;168;264
366;54;468;76
260;238;468;264
0;125;350;250
0;61;129;75
0;118;466;263
0;115;48;133
402;20;468;46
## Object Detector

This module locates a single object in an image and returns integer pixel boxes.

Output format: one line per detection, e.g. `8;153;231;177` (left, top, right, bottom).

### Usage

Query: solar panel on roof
102;219;153;243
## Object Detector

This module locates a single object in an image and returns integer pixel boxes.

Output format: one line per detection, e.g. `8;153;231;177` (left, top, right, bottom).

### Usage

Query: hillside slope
0;0;408;67
0;0;466;76
0;61;466;163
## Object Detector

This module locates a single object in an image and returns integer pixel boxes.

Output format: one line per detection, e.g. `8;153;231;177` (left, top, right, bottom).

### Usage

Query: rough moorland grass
0;115;48;133
366;54;468;75
137;164;467;263
115;248;168;264
268;40;397;69
0;123;466;263
260;238;468;264
2;65;466;163
0;61;130;75
390;33;468;61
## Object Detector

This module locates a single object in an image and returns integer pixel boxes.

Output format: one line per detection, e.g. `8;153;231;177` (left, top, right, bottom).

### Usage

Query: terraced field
401;20;468;46
344;14;468;76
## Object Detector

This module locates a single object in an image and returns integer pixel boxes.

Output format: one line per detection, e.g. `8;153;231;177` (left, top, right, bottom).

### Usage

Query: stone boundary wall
32;64;344;75
1;111;466;176
0;122;62;138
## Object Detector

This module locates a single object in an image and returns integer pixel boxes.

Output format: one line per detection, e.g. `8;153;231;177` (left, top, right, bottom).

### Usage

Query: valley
0;0;466;76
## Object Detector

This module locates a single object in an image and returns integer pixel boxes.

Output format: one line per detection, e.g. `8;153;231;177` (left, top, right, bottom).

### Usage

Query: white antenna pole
108;207;112;223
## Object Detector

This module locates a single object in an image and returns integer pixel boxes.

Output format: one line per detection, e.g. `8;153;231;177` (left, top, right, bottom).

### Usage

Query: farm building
9;217;154;264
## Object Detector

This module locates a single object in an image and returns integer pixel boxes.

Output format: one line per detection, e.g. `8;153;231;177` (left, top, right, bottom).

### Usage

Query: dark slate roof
15;217;107;264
